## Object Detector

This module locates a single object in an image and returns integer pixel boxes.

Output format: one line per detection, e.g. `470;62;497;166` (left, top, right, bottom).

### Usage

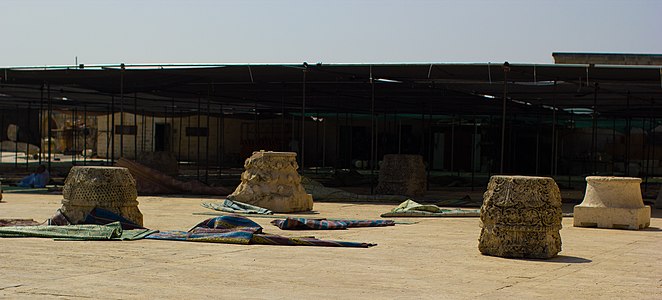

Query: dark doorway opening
154;123;171;152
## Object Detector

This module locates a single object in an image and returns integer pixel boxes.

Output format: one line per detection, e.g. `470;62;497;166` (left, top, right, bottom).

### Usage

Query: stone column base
573;206;651;230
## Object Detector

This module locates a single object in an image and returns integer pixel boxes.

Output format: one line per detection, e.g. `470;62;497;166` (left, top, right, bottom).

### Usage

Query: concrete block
573;176;650;230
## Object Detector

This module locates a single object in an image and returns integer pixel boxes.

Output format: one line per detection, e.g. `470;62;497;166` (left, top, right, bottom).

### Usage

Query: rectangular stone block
573;206;651;230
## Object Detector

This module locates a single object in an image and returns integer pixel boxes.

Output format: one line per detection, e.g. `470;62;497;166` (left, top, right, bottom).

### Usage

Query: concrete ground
1;193;661;299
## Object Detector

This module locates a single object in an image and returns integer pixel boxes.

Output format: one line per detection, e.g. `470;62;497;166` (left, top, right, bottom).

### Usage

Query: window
115;125;136;135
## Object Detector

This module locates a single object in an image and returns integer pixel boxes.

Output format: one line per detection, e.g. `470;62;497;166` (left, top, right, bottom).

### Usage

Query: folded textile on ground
0;219;41;227
145;215;375;247
381;199;481;217
271;217;396;230
0;222;157;240
83;207;145;230
201;198;273;215
47;207;144;230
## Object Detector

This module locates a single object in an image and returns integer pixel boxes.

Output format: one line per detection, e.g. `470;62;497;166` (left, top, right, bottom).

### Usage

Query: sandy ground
1;193;661;299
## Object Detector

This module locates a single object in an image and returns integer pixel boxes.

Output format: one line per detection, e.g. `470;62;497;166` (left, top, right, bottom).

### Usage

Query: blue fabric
18;171;49;188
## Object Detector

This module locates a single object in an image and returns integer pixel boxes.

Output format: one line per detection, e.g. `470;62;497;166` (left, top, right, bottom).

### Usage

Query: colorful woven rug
145;215;375;247
271;218;395;230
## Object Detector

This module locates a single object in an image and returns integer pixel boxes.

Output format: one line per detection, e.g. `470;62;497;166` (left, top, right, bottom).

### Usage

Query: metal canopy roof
0;63;660;118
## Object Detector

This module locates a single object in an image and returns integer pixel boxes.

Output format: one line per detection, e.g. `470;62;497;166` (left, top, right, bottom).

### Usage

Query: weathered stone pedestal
479;176;562;259
574;176;650;230
375;154;426;196
229;151;313;213
59;166;143;226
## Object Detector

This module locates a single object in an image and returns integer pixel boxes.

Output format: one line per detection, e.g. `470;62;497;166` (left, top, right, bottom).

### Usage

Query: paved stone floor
1;193;661;299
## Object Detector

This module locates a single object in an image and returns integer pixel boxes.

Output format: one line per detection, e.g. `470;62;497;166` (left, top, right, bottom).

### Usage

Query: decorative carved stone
479;175;562;259
229;151;313;213
59;166;143;226
574;176;650;230
375;154;426;196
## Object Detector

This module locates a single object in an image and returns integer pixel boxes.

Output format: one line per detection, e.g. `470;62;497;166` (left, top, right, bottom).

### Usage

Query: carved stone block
479;175;562;259
59;166;143;226
375;154;426;196
574;176;650;230
229;151;313;213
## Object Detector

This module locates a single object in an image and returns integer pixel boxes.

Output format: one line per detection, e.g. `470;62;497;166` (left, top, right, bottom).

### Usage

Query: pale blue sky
1;0;660;66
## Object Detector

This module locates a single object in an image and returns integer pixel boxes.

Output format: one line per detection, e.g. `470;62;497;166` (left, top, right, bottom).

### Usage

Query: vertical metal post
47;84;52;173
471;117;477;191
83;105;87;166
591;83;599;175
281;96;285;151
26;102;31;170
105;104;110;165
111;96;115;163
220;104;225;178
500;63;510;173
120;71;124;158
551;81;557;176
222;104;223;179
370;68;376;194
536;112;540;175
134;93;138;159
72;107;76;165
197;98;201;181
142;109;147;153
178;110;183;162
625;92;631;175
205;96;210;183
301;68;307;173
14;104;18;168
450;115;455;173
39;84;43;165
611;117;616;176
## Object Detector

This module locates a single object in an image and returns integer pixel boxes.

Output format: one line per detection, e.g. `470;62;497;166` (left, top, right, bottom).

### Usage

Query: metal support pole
14;104;18;168
47;84;52;173
105;104;110;165
625;92;631;175
134;93;138;159
142;109;147;153
26;102;31;170
219;104;225;179
301;69;307;173
370;70;376;194
222;104;223;179
111;96;115;163
197;98;201;181
178;109;183;162
591;83;599;175
120;72;124;158
500;63;510;174
39;84;43;165
450;115;455;173
72;107;76;165
471;117;477;191
551;81;557;176
205;96;210;183
83;105;87;166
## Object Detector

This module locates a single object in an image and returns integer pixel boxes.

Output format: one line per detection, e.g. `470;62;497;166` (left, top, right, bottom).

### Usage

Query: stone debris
229;151;313;213
375;154;427;197
478;175;562;259
574;176;650;230
58;166;143;226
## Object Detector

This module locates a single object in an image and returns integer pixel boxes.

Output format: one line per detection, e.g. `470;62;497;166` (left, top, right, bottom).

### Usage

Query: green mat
0;222;157;241
381;199;481;218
